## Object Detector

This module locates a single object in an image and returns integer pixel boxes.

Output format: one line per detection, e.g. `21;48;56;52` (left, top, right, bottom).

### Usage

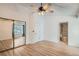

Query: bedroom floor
0;40;79;56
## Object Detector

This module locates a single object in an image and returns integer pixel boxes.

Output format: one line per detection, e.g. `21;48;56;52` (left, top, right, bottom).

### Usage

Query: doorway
60;22;68;44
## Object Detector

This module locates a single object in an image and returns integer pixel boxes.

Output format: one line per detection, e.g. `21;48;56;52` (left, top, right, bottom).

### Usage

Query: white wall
28;13;44;44
68;17;79;47
44;15;70;42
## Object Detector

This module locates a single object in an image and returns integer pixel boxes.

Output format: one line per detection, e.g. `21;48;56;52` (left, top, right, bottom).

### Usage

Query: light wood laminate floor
0;40;79;56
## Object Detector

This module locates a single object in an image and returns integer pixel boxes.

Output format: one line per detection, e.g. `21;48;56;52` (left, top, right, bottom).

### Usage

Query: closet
0;17;26;52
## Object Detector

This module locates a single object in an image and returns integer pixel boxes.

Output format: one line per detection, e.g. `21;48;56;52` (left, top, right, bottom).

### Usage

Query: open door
60;22;68;44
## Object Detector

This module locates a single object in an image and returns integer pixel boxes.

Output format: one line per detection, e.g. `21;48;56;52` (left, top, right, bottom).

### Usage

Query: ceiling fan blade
31;4;38;10
43;4;49;10
46;8;54;13
43;3;54;12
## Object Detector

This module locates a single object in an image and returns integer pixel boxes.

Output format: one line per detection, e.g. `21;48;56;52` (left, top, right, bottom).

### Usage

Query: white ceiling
19;3;79;16
0;3;79;16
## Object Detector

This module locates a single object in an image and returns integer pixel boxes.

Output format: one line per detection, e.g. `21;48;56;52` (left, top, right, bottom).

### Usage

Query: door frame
59;22;68;45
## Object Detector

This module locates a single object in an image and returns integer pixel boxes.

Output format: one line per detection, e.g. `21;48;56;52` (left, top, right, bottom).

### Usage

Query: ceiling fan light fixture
38;11;45;15
38;3;54;16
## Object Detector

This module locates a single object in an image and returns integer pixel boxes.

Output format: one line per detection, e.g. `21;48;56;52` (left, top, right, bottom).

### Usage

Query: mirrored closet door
0;18;13;51
0;17;26;52
13;21;26;47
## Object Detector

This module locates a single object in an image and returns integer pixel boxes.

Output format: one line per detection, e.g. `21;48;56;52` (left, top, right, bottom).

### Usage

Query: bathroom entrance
60;22;68;44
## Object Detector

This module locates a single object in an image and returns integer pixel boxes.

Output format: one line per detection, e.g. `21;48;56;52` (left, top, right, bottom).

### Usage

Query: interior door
60;22;68;44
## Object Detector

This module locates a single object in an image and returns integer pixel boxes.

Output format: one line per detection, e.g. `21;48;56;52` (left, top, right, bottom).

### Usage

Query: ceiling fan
31;3;54;15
